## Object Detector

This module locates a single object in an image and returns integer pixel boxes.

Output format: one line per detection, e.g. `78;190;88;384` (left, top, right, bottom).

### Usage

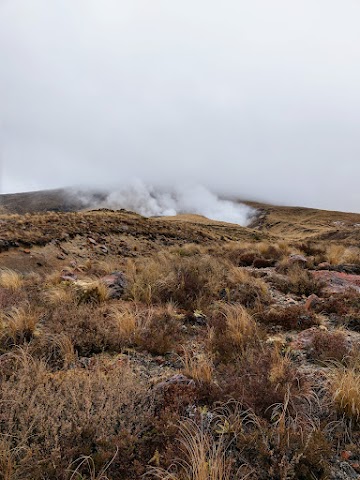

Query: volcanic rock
101;271;126;299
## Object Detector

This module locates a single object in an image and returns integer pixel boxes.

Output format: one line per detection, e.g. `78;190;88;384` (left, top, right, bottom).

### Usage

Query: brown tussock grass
219;304;257;348
325;244;360;265
148;419;232;480
182;350;214;385
209;304;261;362
0;268;23;291
74;278;110;303
125;253;233;311
43;284;76;305
109;303;139;345
329;362;360;424
0;305;40;348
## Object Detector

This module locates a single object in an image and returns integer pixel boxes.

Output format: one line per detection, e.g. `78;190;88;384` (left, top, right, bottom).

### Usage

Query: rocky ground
0;194;359;479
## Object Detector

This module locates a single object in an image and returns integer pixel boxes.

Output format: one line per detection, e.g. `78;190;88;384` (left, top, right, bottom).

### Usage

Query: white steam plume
87;181;255;226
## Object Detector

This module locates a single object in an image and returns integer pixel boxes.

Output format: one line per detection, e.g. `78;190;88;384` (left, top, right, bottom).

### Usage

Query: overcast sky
0;0;359;212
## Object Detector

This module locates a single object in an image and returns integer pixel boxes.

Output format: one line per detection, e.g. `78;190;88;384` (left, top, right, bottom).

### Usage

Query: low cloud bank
81;181;255;226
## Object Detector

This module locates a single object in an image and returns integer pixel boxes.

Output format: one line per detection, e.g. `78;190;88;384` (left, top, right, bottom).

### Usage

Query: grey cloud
1;0;360;212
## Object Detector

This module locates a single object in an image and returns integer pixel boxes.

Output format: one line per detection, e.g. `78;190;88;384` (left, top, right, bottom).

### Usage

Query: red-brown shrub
216;346;309;419
258;305;319;331
307;330;350;363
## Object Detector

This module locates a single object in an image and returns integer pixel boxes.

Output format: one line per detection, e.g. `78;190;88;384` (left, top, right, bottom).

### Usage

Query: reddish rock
312;271;360;294
290;327;319;350
341;451;353;461
305;294;321;311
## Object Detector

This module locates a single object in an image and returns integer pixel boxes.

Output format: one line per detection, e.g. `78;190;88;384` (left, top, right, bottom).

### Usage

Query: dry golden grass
82;257;122;276
148;420;232;480
44;269;65;286
330;364;360;424
219;304;257;348
170;243;206;257
182;350;214;384
0;306;39;348
324;244;360;265
109;304;138;344
125;253;235;310
342;247;360;264
0;268;23;291
74;278;110;303
209;304;261;363
43;284;76;305
326;245;346;265
68;451;118;480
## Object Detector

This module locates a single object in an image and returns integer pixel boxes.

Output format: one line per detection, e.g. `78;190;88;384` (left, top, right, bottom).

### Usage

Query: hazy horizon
1;1;360;213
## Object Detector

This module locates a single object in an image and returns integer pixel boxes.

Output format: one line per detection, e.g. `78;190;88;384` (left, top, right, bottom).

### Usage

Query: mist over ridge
79;181;256;226
1;0;360;213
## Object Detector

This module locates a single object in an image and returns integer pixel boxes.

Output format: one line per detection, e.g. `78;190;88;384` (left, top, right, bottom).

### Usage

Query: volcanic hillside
0;189;360;480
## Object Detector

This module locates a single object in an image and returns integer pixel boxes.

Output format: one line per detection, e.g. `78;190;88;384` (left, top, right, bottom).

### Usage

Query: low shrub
182;349;214;385
307;329;350;363
0;351;156;479
217;346;309;419
135;304;184;355
258;305;319;331
42;302;123;356
272;267;324;297
126;254;271;311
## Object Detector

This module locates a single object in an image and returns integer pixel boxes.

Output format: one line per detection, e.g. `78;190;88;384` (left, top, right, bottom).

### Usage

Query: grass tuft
0;268;23;291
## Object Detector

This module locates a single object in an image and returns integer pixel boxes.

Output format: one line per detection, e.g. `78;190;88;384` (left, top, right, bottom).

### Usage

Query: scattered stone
23;249;31;254
88;237;97;245
288;254;308;266
57;253;66;260
101;271;126;299
99;245;108;254
318;262;331;270
154;374;195;392
337;462;359;479
61;269;77;282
